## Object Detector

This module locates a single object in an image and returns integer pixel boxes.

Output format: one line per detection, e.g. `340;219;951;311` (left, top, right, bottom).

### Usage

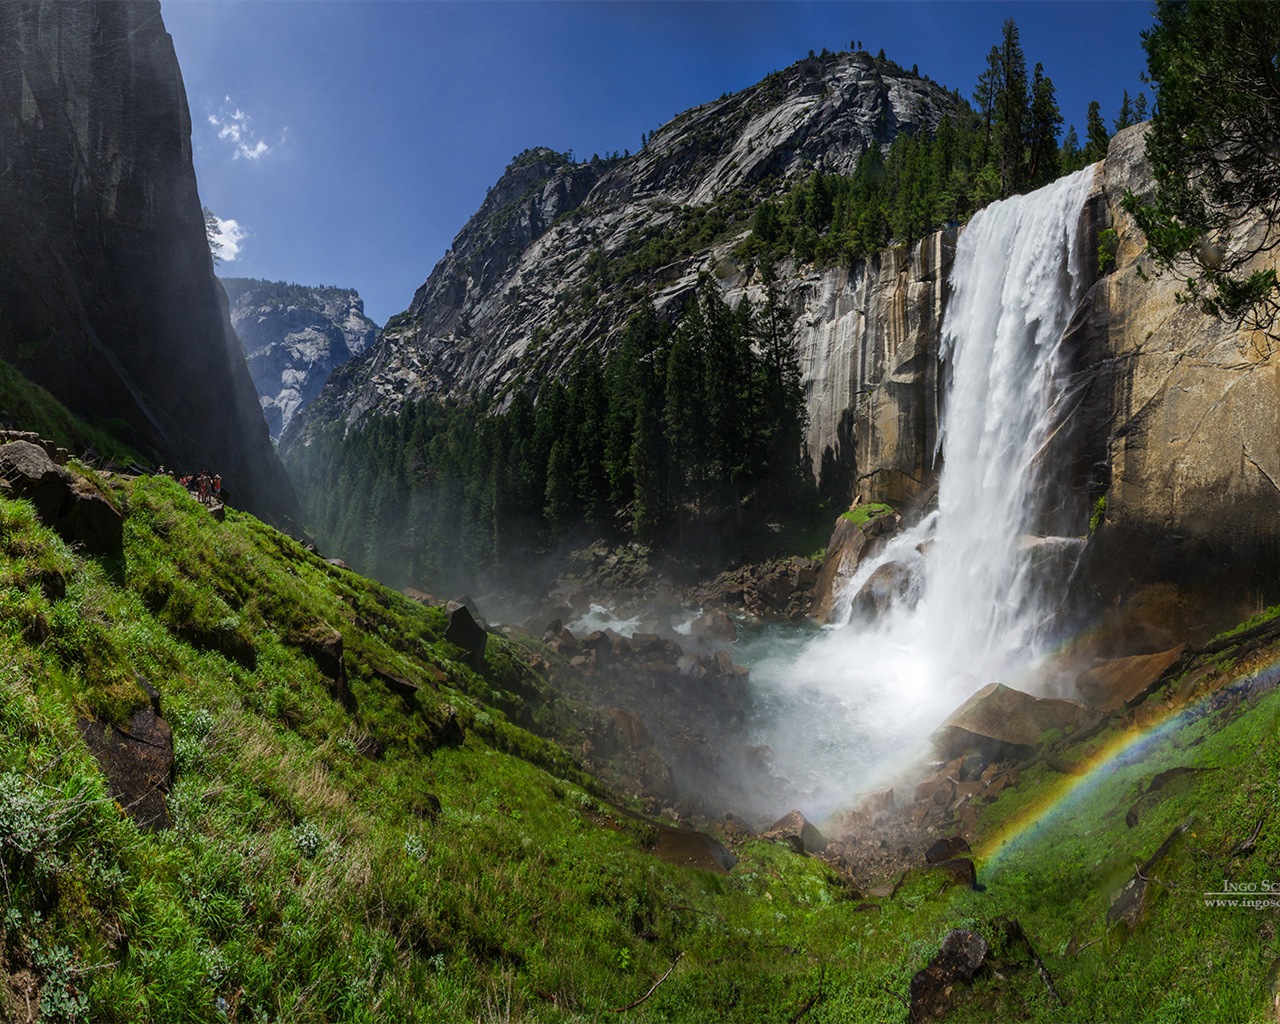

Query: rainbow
976;655;1280;866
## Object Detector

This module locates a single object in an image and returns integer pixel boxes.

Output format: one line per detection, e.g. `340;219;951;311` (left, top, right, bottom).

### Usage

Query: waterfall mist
742;168;1098;818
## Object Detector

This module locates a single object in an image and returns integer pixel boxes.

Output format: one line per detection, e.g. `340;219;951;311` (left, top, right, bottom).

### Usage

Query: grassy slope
0;472;1277;1022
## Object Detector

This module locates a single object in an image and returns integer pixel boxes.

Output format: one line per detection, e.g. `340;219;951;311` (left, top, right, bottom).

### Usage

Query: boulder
77;695;174;832
1074;644;1185;711
291;623;351;706
849;560;916;618
810;510;898;622
0;441;122;554
762;809;828;854
445;601;488;671
908;929;989;1023
925;836;972;864
932;683;1092;762
690;608;737;642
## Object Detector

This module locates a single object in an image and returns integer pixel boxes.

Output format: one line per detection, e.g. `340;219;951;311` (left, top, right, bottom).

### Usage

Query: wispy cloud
208;215;247;262
208;97;273;161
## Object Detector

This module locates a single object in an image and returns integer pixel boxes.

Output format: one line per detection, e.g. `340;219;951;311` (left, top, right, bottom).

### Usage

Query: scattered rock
1108;822;1190;935
690;608;737;642
908;929;989;1023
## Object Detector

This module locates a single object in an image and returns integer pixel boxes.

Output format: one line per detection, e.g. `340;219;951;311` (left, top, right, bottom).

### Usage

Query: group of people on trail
158;466;222;506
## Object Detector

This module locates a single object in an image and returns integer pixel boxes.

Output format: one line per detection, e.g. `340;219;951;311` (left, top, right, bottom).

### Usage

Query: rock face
222;279;378;438
1072;123;1280;610
0;1;299;529
286;49;956;489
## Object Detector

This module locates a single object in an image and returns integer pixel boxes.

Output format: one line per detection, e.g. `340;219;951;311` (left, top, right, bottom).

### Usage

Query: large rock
0;2;299;529
932;683;1092;762
0;441;122;553
761;809;828;854
1074;644;1185;712
811;509;899;622
908;929;989;1023
77;685;174;831
445;601;488;672
848;559;916;619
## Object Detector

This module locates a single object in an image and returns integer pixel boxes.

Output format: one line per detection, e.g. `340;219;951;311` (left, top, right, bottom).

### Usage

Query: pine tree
1083;100;1110;163
992;18;1029;195
1026;62;1063;188
1114;89;1134;132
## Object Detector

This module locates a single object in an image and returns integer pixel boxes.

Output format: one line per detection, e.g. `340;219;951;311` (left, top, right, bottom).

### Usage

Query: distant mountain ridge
221;278;377;439
286;49;956;446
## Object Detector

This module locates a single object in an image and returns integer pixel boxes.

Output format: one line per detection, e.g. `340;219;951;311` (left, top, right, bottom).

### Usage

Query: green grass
840;501;894;527
1;472;1278;1021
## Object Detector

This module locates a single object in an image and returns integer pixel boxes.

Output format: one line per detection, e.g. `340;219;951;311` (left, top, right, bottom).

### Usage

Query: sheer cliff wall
0;1;299;527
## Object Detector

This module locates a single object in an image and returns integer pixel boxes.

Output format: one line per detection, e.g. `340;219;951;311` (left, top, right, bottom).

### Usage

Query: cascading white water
742;168;1097;815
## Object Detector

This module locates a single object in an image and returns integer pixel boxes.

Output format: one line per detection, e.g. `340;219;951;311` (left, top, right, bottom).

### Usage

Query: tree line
286;278;810;593
741;19;1144;267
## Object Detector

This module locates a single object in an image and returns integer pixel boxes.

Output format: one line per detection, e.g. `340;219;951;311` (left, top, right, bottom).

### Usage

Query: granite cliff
288;48;957;471
222;278;377;439
0;0;299;528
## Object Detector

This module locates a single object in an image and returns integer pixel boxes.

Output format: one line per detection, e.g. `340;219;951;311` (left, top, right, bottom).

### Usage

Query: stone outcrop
0;1;299;529
810;508;899;622
222;279;378;438
0;440;122;553
286;49;956;480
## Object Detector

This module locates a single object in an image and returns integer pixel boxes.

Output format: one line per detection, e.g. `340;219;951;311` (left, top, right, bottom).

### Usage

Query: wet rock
811;510;898;622
925;836;972;864
676;653;708;680
850;560;916;618
77;701;174;831
932;683;1092;762
762;809;828;854
691;608;737;642
930;857;979;890
445;601;488;672
908;929;989;1023
1074;644;1185;711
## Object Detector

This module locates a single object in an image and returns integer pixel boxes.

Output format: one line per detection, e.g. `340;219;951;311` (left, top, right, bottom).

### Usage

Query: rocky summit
222;279;377;438
287;49;955;444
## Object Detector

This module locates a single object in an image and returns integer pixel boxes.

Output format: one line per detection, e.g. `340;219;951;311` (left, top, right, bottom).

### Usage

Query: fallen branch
788;965;827;1024
876;983;909;1008
611;952;683;1013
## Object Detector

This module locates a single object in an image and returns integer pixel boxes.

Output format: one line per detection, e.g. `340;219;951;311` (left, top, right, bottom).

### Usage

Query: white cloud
208;215;247;262
208;99;272;161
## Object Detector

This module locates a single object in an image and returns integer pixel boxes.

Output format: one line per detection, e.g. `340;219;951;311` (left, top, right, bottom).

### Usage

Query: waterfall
744;168;1097;814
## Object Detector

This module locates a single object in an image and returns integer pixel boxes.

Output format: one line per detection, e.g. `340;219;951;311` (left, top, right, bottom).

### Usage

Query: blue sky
163;0;1155;326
